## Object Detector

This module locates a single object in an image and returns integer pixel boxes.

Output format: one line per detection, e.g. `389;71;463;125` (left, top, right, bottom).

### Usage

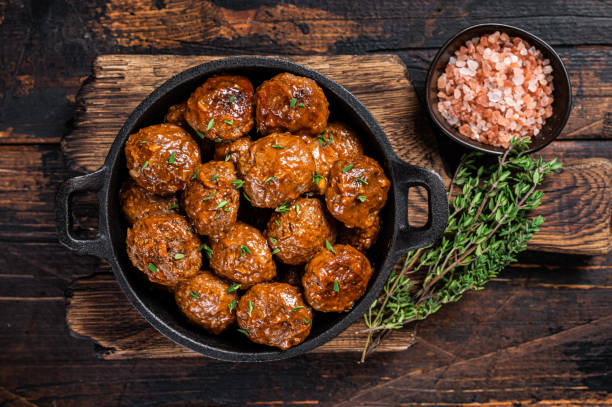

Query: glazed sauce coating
238;133;315;208
124;123;201;195
185;75;254;142
213;137;252;166
175;270;237;334
302;244;373;312
126;214;202;290
303;121;363;193
255;72;329;136
264;197;337;265
182;161;240;238
119;179;179;224
338;215;381;252
237;282;313;350
325;155;390;228
164;102;188;128
209;222;276;286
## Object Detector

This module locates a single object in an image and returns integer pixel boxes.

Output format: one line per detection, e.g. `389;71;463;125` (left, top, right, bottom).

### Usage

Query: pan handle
391;159;448;256
55;167;111;259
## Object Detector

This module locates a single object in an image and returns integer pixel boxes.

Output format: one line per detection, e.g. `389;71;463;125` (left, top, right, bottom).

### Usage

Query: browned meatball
119;179;179;224
175;270;237;334
124;124;201;195
238;133;315;208
338;215;381;252
302;244;373;312
126;214;202;289
182;161;240;238
185;75;254;142
255;73;329;136
325;155;390;229
303;122;364;193
165;102;188;127
236;283;313;350
209;222;276;286
213;137;252;166
264;197;337;265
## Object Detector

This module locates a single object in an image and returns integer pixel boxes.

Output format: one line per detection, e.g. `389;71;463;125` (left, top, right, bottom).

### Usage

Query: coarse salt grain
436;31;554;148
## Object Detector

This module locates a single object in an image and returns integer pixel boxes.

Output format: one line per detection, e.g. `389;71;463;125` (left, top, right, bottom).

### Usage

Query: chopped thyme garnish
168;152;175;164
269;237;278;245
189;291;199;299
214;137;222;143
203;191;215;200
357;195;367;202
325;239;336;255
297;103;305;107
199;244;213;259
140;140;146;144
243;191;252;203
168;203;178;210
174;253;185;260
141;161;149;170
237;328;249;336
247;299;253;316
342;164;353;173
192;169;199;179
224;154;231;161
229;96;235;103
271;248;280;255
240;244;251;257
289;97;297;108
206;119;215;130
196;130;205;139
295;204;300;215
303;318;311;324
272;144;284;149
274;220;281;227
312;171;325;184
147;263;158;273
211;174;219;182
292;306;304;312
275;203;290;213
224;120;233;125
264;175;277;184
333;280;340;292
228;299;237;311
356;177;368;184
227;283;241;293
216;200;228;209
231;179;244;189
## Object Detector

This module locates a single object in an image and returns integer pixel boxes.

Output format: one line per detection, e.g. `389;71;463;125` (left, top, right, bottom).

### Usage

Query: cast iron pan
56;57;448;362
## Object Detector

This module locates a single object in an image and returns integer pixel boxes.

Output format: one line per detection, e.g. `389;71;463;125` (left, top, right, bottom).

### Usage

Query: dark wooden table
1;1;610;406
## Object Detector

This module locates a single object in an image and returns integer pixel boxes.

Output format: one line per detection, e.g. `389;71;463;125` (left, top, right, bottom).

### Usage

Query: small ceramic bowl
425;23;572;154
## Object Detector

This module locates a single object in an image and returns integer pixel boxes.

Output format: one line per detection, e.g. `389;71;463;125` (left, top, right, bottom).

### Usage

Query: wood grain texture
61;54;611;255
66;273;415;358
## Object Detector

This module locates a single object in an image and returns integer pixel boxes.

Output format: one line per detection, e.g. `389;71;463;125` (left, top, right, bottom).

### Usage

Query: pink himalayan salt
436;31;554;148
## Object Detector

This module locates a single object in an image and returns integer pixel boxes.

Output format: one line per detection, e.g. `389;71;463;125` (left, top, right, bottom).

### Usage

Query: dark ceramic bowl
425;23;572;154
56;57;448;362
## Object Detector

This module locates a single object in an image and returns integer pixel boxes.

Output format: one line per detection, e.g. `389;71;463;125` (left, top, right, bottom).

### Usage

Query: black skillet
56;57;448;362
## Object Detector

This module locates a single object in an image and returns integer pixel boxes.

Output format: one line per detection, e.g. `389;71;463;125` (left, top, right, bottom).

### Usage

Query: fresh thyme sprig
360;138;562;362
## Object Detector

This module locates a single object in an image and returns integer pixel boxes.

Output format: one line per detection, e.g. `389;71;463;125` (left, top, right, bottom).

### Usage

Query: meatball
238;133;315;208
302;244;373;312
237;283;313;350
338;215;381;252
119;179;179;224
209;222;276;286
164;102;188;128
304;122;364;193
175;270;237;334
126;214;202;289
213;137;252;166
255;72;329;136
124;123;201;195
264;197;337;265
182;161;240;238
184;75;254;142
325;155;390;229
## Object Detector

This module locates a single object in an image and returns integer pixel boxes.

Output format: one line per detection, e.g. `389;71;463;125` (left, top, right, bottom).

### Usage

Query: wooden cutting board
63;54;611;358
